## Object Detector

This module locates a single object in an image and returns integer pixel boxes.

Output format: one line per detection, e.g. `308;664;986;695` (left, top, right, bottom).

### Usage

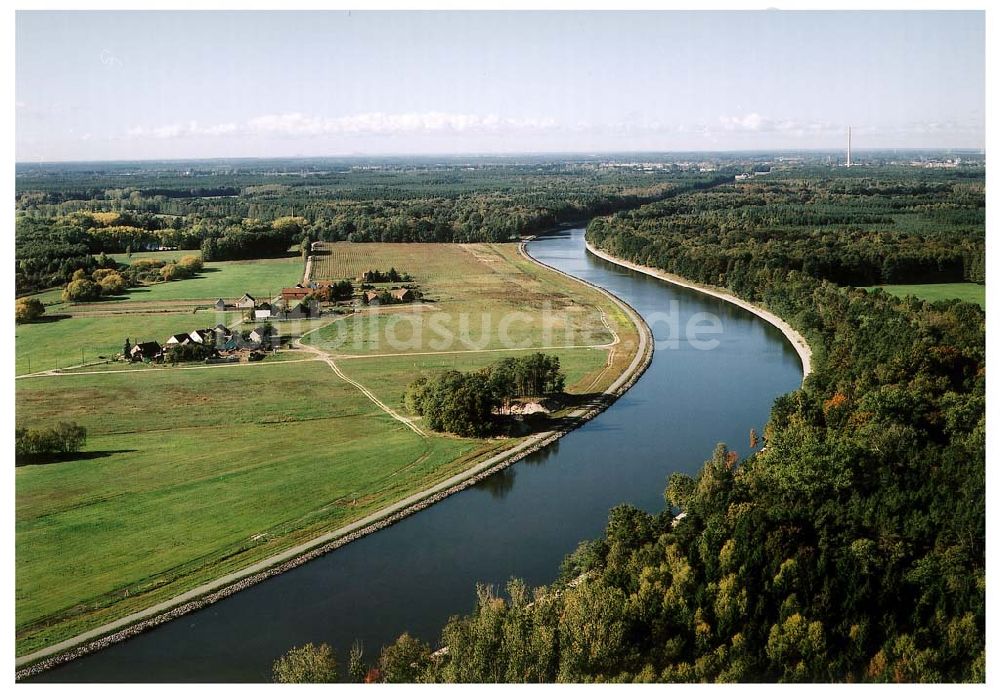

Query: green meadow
28;255;303;316
112;256;303;303
865;283;985;308
15;310;245;375
15;361;491;655
341;347;616;414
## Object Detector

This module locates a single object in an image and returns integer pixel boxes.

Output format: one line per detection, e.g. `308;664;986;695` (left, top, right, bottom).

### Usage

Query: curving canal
33;228;804;682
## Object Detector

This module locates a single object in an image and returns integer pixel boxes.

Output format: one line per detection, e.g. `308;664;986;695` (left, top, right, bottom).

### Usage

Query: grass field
28;256;303;317
341;347;616;413
311;242;458;283
309;304;613;356
16;362;492;654
865;283;985;308
15;242;641;656
15;310;245;375
306;242;623;354
114;257;303;303
108;250;199;263
312;242;526;301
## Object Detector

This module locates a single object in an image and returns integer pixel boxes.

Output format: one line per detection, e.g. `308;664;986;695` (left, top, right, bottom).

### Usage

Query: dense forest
587;170;985;288
371;171;983;682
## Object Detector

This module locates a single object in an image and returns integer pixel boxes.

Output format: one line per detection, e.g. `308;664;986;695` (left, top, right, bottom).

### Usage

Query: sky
15;10;986;162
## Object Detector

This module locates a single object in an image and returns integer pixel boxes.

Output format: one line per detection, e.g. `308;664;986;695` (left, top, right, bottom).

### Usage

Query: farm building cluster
122;323;275;365
363;287;414;304
213;292;320;322
212;282;418;320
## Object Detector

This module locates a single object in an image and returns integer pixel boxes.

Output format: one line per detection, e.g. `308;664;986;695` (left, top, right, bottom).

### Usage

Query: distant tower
847;127;852;167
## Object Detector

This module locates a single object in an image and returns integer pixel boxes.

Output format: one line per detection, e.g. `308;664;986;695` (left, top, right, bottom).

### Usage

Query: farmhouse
364;290;381;304
275;302;314;320
253;308;272;321
235;293;256;309
129;341;162;362
189;328;217;344
167;325;233;347
281;286;311;302
165;333;193;346
391;288;414;302
249;326;273;345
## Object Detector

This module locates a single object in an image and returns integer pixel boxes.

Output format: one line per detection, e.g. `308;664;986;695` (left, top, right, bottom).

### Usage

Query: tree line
15;164;731;294
587;171;985;287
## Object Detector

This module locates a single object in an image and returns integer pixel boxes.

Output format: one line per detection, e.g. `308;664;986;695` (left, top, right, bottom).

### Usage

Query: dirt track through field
15;356;319;380
295;318;427;437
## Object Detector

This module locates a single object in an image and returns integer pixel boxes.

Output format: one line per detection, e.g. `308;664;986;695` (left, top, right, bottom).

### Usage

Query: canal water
35;228;803;682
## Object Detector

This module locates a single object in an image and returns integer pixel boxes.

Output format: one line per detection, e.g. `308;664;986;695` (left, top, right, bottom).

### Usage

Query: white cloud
201;122;239;136
119;112;982;152
714;113;845;138
719;112;767;131
126;112;559;141
247;111;558;136
127;120;238;139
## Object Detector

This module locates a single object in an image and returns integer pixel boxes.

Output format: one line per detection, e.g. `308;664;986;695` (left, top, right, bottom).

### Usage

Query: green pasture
15;310;244;375
15;361;488;654
865;283;985;308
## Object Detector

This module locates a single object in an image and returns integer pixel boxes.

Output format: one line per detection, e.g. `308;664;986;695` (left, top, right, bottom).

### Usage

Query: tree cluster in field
307;280;354;302
14;297;46;324
403;180;984;682
360;288;420;306
58;255;203;303
127;255;203;284
404;354;566;437
15;422;87;463
587;171;985;288
62;267;127;302
164;342;216;364
359;268;411;283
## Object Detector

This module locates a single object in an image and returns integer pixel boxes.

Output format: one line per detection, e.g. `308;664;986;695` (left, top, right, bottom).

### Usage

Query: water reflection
521;439;560;465
473;467;517;499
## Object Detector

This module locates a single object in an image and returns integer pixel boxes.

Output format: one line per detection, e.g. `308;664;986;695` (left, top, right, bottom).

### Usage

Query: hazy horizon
16;10;985;162
14;145;987;168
